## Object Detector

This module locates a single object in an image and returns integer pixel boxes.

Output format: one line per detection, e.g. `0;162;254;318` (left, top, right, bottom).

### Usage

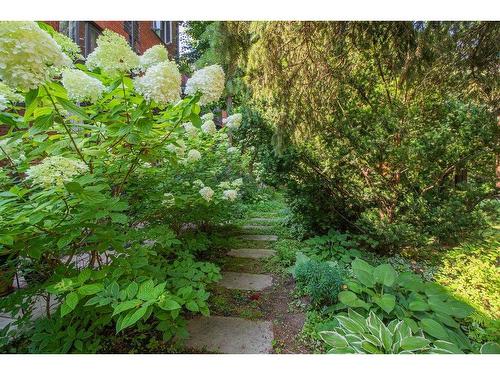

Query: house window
59;21;79;43
124;21;139;51
152;21;172;44
84;22;101;57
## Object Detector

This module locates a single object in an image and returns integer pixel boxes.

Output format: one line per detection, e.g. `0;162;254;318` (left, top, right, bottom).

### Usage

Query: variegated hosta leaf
336;315;365;334
319;331;348;348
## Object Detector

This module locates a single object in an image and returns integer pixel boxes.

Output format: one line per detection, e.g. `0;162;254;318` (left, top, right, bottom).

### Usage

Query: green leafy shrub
0;22;251;353
292;253;344;306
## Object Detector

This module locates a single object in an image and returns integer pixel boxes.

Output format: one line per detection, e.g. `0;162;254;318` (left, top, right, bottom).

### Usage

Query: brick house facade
45;21;180;58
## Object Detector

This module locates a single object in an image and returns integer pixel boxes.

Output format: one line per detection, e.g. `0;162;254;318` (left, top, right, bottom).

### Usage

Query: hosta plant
331;258;478;352
319;309;465;354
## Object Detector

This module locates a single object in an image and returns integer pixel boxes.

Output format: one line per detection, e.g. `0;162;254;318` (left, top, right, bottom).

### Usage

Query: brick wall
45;21;179;58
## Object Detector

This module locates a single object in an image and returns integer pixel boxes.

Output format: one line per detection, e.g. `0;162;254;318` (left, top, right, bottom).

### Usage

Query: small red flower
250;293;261;301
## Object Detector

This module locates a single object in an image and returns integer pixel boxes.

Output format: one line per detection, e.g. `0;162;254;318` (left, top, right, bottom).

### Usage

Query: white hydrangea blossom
182;122;198;137
0;95;7;111
227;146;239;154
0;21;71;90
201;112;214;121
232;178;243;187
0;82;23;103
52;32;83;62
184;64;225;106
62;69;105;103
85;29;139;76
218;181;231;189
193;179;205;188
201;120;216;135
140;45;169;70
199;186;214;202
134;61;181;105
166;140;185;158
186;149;201;163
222;189;238;202
223;113;243;131
26;156;88;188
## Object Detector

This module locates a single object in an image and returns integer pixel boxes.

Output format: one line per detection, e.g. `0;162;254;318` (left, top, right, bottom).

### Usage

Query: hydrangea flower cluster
222;189;238;202
182;122;198;137
166;140;186;158
52;32;83;62
223;113;243;131
186;149;201;163
201;112;214;121
232;178;243;187
140;45;169;70
185;64;225;106
62;69;105;103
199;186;214;202
201;120;216;134
0;81;23;103
134;61;181;105
0;95;6;111
86;30;140;76
0;21;71;90
26;156;88;188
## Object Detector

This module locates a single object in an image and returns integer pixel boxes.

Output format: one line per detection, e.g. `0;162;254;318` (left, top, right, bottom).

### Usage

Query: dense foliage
226;21;499;250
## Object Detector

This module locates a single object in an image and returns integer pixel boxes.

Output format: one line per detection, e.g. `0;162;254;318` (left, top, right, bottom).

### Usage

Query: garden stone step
242;224;273;231
248;217;282;224
238;234;278;241
186;316;273;353
218;272;273;291
228;248;276;259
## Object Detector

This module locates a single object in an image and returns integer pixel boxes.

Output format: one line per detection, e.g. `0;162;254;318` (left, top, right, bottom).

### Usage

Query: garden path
185;216;280;354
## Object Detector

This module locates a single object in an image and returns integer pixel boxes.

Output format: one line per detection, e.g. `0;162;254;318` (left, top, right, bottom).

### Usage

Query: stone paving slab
248;217;282;223
218;272;273;291
238;234;278;241
186;316;273;353
242;224;273;231
228;248;276;259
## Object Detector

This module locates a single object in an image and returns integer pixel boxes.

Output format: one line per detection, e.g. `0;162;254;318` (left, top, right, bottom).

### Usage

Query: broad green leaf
336;315;365;334
137;280;155;300
338;291;370;309
319;331;349;348
373;264;397;287
351;258;375;287
399;336;430;351
117;305;148;333
480;342;500;354
112;299;142;317
408;300;429;312
361;341;382;354
61;292;79;317
55;96;91;120
77;268;91;284
77;283;103;296
421;318;449;340
126;282;138;299
185;300;199;312
158;299;181;311
447;300;474;319
373;294;396;314
433;340;464;354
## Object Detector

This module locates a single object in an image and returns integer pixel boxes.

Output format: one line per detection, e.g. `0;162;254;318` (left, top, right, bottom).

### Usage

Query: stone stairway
185;216;279;353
